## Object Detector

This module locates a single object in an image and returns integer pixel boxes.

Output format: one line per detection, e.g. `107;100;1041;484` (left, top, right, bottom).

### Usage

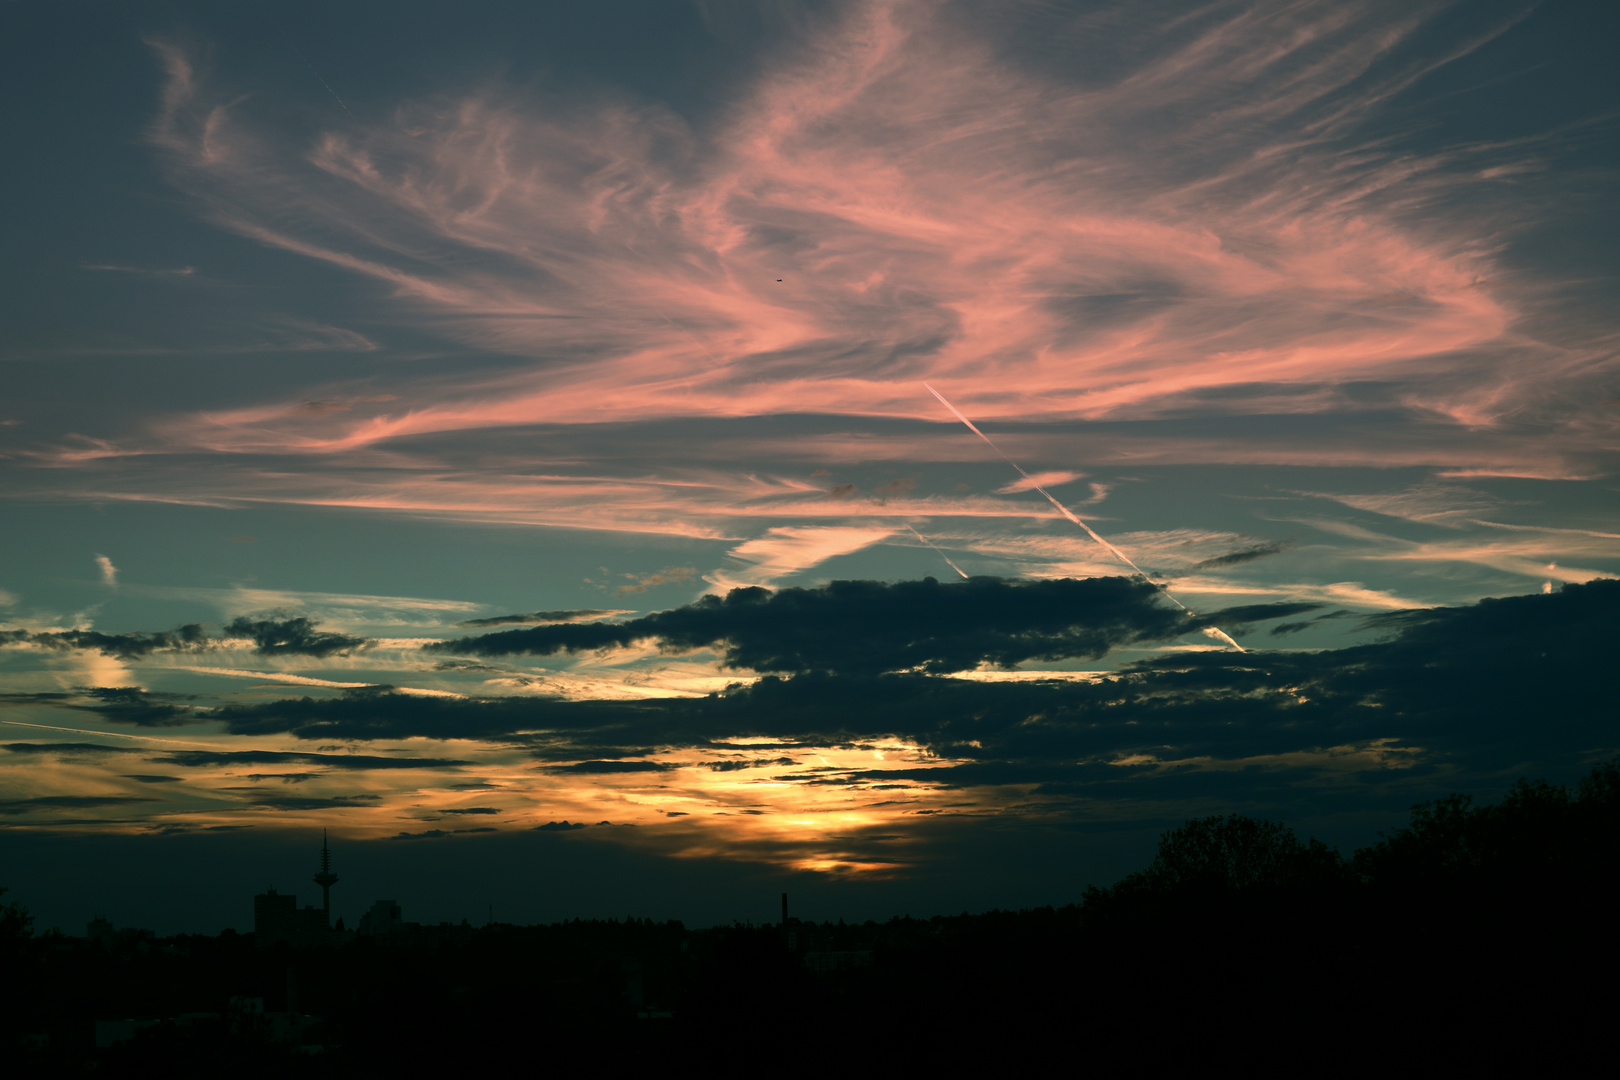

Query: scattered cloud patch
996;471;1084;495
224;616;368;657
712;527;897;592
615;568;697;596
226;792;382;811
1;625;208;660
534;820;586;832
1188;541;1293;572
0;795;157;815
75;687;197;727
149;749;474;771
544;760;674;774
0;742;133;757
456;609;631;628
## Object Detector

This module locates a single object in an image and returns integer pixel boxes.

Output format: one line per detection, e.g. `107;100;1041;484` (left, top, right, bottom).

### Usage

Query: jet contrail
905;523;970;580
923;382;1243;651
0;718;216;747
281;33;355;117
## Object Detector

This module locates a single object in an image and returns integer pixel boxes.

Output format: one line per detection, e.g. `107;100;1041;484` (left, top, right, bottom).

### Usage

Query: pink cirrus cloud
126;0;1597;473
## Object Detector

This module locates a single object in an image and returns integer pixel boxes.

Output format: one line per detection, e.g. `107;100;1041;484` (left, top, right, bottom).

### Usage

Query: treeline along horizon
4;758;1616;1072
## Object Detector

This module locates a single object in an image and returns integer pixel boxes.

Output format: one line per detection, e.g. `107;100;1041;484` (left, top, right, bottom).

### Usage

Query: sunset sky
2;0;1616;934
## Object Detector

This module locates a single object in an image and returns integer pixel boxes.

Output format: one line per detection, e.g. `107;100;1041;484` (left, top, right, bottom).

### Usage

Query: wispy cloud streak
904;524;969;580
121;1;1586;467
923;383;1243;649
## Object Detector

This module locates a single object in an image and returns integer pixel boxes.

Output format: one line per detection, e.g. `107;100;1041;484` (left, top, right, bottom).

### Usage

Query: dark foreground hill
5;760;1617;1075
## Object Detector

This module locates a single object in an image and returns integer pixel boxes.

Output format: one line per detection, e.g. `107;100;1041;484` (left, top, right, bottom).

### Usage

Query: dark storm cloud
427;577;1312;675
121;774;183;784
702;757;799;772
455;609;627;628
223;616;368;657
203;580;1620;795
436;807;501;815
534;821;586;831
0;795;158;814
148;749;474;771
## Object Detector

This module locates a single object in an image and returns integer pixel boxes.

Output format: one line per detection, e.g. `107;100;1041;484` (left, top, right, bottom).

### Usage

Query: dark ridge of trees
3;761;1617;1073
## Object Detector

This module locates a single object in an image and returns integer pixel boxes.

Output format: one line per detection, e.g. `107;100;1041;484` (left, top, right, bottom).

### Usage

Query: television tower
312;829;339;925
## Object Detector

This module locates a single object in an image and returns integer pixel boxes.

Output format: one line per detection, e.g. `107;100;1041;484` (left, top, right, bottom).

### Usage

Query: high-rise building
254;889;299;947
358;900;404;936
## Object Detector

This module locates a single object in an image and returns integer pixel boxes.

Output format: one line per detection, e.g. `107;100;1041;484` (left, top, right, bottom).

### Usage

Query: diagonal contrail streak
0;718;217;747
905;523;970;580
923;383;1243;651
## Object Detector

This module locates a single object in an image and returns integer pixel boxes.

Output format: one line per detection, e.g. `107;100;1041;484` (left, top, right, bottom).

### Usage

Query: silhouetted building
254;888;298;947
255;835;344;948
254;887;331;948
782;892;800;950
297;903;328;940
86;916;115;944
358;900;404;937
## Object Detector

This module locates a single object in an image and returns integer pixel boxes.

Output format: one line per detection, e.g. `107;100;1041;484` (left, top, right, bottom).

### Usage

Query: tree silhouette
1093;814;1345;908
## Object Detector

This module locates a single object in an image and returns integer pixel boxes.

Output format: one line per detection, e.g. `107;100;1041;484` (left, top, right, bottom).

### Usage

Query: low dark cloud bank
180;579;1618;803
426;577;1316;674
16;577;1613;817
